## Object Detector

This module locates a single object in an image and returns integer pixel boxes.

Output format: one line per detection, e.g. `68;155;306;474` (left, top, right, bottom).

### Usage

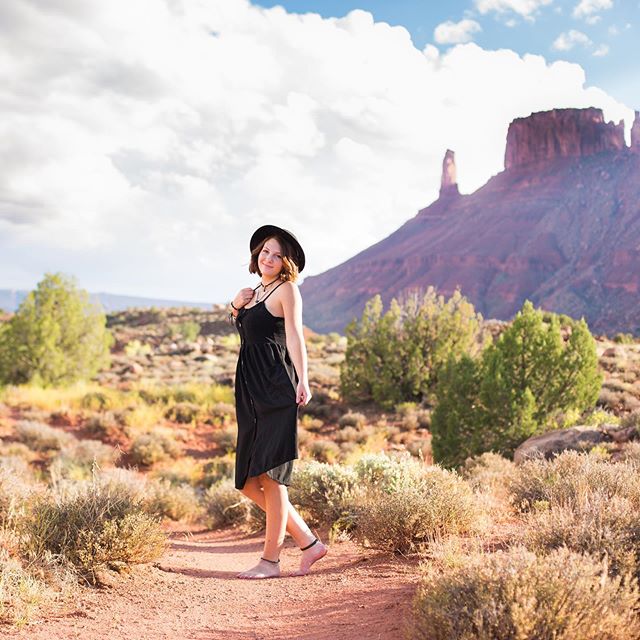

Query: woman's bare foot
292;540;328;577
236;558;281;579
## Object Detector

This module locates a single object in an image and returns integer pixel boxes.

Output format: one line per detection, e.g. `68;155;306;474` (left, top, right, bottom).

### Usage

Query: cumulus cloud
552;29;592;50
0;0;633;303
474;0;553;19
592;43;610;56
573;0;614;20
434;19;482;45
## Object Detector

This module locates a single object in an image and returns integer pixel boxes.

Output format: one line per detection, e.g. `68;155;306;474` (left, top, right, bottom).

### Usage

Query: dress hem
237;455;299;490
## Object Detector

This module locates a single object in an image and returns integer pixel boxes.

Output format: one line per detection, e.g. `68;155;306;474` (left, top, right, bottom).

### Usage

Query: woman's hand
233;288;254;310
296;380;312;406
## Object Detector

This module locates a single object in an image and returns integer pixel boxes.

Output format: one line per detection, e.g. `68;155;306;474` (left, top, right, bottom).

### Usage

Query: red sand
7;526;420;640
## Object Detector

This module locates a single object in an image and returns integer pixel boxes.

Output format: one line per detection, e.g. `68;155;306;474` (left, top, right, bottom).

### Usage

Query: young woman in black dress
230;225;328;579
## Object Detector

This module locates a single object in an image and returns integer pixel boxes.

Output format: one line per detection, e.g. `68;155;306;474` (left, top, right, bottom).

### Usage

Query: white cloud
552;29;592;50
475;0;553;19
434;19;482;45
0;0;633;304
593;43;610;56
573;0;614;20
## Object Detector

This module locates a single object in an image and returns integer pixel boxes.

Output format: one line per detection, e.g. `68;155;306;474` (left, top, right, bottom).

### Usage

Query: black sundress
234;282;299;490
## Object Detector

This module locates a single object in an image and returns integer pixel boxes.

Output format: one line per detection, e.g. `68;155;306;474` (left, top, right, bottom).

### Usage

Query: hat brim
250;225;305;273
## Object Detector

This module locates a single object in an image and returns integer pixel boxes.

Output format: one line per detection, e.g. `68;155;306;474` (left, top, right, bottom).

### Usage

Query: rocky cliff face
505;108;625;169
302;107;640;335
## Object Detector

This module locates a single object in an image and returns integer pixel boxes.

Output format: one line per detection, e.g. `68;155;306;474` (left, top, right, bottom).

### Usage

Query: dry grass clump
80;391;114;411
355;459;478;554
210;425;236;453
19;478;166;585
394;402;431;431
129;432;180;466
0;552;58;626
202;479;249;528
410;546;640;640
145;479;202;522
289;461;358;528
0;464;35;528
206;402;235;426
338;411;366;428
621;409;640;429
523;492;640;577
509;450;640;513
299;414;323;432
164;402;201;424
14;420;74;452
307;439;340;463
462;452;518;495
49;440;121;482
511;451;640;577
618;441;640;466
200;455;235;488
85;411;124;441
135;382;234;408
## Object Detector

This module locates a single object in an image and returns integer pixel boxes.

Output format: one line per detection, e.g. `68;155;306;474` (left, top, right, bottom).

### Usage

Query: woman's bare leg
237;475;328;577
237;473;286;578
239;476;315;547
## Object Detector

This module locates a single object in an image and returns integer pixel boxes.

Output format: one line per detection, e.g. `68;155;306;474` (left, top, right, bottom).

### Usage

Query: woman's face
258;237;284;278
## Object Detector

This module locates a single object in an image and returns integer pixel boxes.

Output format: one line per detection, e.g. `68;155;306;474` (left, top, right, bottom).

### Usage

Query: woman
229;225;328;579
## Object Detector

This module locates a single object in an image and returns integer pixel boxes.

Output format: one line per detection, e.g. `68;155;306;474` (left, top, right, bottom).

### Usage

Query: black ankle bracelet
300;538;318;551
260;556;279;564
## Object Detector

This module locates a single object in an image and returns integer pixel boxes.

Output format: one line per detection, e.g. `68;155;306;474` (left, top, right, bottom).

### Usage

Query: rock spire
439;149;460;198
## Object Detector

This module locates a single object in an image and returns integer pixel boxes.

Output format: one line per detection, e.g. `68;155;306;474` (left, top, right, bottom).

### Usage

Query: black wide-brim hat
250;225;305;273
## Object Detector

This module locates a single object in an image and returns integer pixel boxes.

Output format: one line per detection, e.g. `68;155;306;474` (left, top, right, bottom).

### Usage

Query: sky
1;0;638;305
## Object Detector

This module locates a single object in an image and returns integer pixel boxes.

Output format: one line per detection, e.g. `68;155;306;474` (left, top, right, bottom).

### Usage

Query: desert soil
6;524;420;640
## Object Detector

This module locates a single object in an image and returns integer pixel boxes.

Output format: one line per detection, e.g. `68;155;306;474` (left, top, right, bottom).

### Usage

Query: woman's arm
281;282;311;405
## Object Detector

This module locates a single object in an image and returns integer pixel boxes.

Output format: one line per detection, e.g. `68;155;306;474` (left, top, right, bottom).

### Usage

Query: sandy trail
7;526;419;640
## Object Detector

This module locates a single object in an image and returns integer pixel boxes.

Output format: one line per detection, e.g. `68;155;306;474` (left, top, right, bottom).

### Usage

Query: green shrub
0;273;112;386
355;465;477;553
129;432;180;466
169;321;200;342
289;461;358;528
164;402;200;424
19;479;166;584
14;421;74;452
199;455;235;488
80;391;113;411
123;339;151;357
410;546;640;640
340;288;484;408
431;301;602;467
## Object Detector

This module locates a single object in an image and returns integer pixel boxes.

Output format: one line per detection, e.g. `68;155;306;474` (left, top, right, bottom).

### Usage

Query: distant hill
301;107;640;336
0;289;213;313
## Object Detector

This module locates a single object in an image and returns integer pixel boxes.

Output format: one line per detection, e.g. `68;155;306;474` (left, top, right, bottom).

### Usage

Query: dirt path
7;526;420;640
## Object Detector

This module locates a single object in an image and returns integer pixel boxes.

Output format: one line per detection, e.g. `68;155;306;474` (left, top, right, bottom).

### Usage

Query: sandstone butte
301;107;640;335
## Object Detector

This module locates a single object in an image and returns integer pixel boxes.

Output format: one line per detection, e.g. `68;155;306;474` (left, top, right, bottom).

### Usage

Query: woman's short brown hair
249;235;300;282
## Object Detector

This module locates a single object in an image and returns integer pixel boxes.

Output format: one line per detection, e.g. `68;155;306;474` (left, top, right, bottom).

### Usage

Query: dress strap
261;280;286;303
